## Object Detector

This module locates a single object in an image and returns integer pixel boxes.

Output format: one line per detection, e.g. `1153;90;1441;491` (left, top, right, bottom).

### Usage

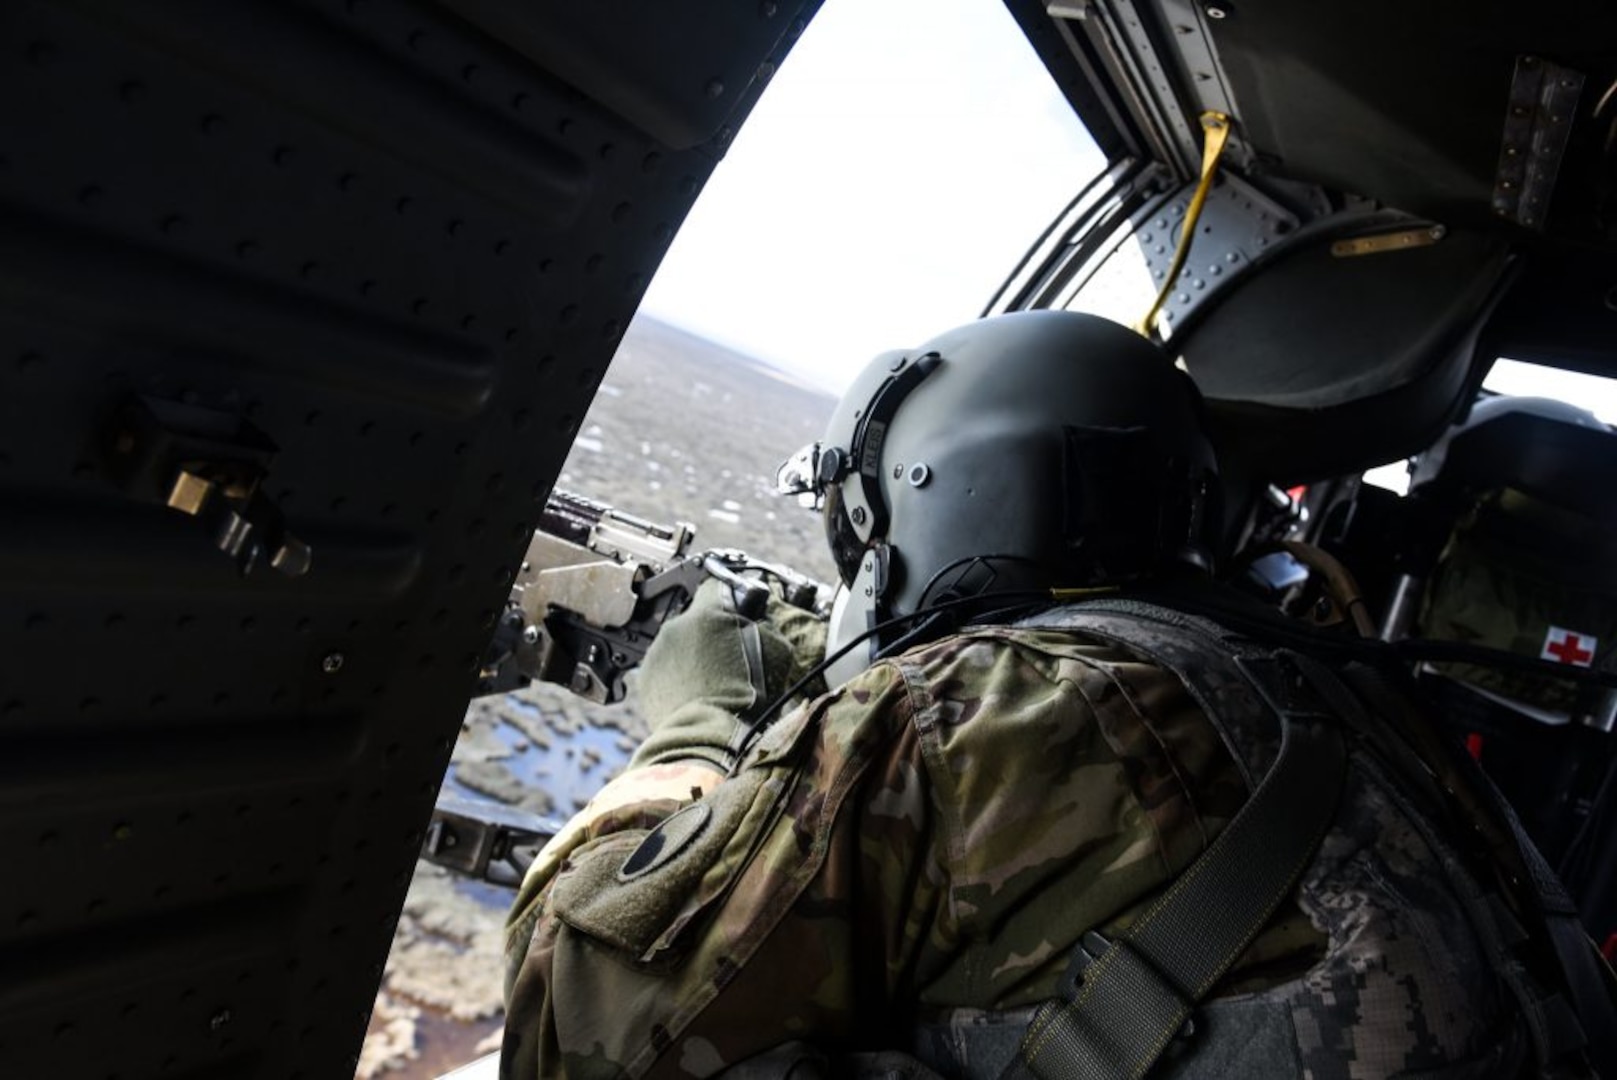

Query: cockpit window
1484;360;1617;426
1362;359;1617;496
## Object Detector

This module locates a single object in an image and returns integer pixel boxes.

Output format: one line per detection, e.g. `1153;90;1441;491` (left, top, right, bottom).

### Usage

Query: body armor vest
910;600;1547;1079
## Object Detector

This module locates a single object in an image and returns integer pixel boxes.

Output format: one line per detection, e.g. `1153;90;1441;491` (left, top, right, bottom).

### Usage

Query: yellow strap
1049;585;1120;603
1134;112;1232;338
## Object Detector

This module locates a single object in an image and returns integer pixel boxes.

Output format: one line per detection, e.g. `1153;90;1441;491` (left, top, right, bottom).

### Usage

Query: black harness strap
998;652;1347;1080
1336;663;1616;1075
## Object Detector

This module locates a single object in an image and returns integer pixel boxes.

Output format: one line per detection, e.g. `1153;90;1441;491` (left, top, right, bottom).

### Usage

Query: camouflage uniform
503;610;1527;1079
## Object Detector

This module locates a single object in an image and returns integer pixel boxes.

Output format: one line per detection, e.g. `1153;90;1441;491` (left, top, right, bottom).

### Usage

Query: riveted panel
0;0;818;1076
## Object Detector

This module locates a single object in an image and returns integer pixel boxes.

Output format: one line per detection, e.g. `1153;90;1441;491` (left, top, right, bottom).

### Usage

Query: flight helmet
777;309;1218;682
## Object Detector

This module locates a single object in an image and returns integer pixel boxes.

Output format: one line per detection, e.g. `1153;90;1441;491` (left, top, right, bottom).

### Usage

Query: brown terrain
357;316;838;1078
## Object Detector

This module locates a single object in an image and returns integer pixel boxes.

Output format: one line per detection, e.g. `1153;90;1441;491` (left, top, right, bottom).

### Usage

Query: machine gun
477;489;828;703
426;490;829;886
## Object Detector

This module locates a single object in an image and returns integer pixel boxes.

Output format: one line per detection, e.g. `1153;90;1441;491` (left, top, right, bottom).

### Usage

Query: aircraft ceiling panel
0;1;815;1077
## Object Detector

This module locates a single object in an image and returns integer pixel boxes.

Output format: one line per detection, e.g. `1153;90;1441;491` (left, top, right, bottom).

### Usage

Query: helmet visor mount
774;442;826;508
773;445;866;586
776;352;941;590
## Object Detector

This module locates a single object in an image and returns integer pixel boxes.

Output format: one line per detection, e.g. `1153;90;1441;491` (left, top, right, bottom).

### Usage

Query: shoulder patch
619;803;712;882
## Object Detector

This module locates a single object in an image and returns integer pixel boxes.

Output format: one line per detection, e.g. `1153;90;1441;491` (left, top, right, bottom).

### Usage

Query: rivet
704;78;725;100
1205;5;1229;18
907;463;931;487
321;652;345;675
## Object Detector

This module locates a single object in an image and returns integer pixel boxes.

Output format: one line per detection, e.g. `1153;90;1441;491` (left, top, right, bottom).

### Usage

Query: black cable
1556;747;1617;890
729;580;1617;775
913;552;1047;612
1141;582;1617;693
726;588;1054;772
1395;639;1617;691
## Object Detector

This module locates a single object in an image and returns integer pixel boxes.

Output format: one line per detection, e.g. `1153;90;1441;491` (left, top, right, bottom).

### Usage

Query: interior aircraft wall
0;2;815;1076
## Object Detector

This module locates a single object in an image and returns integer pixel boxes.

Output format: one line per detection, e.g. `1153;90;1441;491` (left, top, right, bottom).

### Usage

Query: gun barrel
539;489;608;547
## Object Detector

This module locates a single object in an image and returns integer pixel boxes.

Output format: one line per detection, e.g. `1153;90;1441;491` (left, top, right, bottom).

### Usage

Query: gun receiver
478;490;827;703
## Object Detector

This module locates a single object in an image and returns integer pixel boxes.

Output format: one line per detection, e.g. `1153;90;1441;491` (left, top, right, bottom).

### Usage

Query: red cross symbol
1541;626;1596;668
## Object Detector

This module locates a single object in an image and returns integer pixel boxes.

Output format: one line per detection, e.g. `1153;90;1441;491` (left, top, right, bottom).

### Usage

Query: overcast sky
638;0;1617;434
639;0;1101;393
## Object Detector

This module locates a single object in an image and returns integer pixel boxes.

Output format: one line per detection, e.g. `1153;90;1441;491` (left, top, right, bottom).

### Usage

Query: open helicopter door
0;3;819;1078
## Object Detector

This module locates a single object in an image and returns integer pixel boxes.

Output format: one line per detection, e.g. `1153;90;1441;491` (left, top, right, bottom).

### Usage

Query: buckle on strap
1055;931;1198;1042
1058;930;1112;998
1020;936;1198;1080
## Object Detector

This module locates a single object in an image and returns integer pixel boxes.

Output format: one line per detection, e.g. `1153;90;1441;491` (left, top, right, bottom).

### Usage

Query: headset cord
725;589;1054;774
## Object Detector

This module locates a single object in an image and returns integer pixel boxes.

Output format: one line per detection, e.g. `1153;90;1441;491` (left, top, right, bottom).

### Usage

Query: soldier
503;311;1614;1079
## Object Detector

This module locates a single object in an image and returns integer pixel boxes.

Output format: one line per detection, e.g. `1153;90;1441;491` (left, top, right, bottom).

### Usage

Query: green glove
630;576;827;772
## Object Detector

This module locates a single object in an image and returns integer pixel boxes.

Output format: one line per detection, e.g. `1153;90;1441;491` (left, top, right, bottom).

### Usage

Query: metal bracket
1158;0;1243;164
423;795;561;888
1494;55;1585;230
1331;224;1447;258
1133;173;1305;333
105;396;311;577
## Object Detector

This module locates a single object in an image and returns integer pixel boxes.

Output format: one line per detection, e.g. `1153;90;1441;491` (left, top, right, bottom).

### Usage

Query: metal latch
106;395;311;576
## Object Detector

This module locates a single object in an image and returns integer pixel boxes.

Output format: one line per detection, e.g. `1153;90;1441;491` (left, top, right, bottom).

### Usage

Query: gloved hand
630;576;828;772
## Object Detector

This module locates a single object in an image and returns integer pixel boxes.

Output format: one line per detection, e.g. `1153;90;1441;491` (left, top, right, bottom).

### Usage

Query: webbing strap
999;655;1346;1080
1133;111;1232;338
1340;664;1616;1073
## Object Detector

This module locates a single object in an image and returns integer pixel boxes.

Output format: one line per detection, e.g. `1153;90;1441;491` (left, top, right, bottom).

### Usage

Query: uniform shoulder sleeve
503;661;924;1078
893;627;1246;1007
